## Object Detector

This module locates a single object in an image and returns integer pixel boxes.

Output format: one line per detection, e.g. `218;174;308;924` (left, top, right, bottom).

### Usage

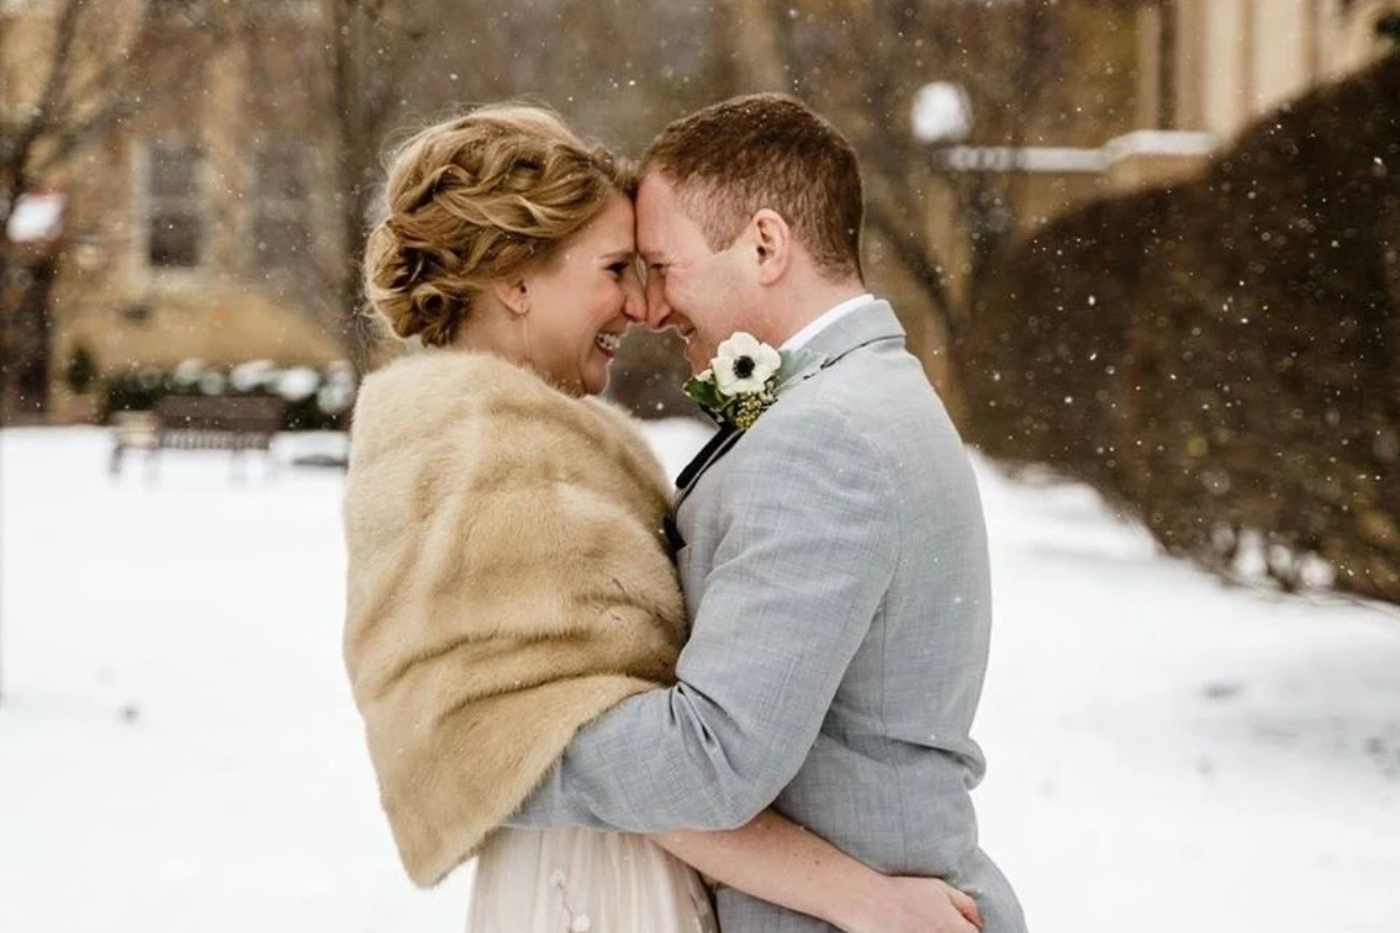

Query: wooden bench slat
110;395;288;476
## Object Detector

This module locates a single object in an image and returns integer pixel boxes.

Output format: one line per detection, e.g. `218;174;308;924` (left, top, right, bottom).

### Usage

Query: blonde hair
363;104;635;347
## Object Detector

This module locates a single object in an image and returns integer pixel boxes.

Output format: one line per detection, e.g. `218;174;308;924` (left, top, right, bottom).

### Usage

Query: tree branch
7;0;86;174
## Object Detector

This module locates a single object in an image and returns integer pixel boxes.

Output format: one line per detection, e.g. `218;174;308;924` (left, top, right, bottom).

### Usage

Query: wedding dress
468;827;719;933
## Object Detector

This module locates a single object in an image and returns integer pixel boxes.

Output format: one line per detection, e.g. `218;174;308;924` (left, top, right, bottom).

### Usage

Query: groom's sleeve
507;402;897;832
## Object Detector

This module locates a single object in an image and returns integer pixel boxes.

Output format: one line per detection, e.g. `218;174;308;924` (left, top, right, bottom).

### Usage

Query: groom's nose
621;271;646;322
644;276;670;330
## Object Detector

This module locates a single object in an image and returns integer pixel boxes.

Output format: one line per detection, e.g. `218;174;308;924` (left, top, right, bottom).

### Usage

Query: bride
342;103;982;933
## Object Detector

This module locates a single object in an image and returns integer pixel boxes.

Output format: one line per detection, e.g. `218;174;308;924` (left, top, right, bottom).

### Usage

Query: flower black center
733;356;756;379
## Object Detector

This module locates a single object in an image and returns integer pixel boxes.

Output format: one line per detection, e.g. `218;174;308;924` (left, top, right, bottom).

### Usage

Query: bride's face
521;194;644;396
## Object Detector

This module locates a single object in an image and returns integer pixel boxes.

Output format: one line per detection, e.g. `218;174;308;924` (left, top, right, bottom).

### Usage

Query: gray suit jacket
511;300;1025;933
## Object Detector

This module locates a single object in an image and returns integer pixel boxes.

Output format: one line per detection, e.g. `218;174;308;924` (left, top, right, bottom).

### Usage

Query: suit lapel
666;424;741;550
675;421;740;491
670;422;743;526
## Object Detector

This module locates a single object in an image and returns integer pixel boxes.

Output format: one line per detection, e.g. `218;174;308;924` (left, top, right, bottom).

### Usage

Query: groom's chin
682;342;710;375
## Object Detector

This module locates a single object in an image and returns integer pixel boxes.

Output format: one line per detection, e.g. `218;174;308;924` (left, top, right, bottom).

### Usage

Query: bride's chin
582;362;610;397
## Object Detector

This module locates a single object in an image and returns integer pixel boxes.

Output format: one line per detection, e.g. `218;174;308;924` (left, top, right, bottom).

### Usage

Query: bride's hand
839;875;984;933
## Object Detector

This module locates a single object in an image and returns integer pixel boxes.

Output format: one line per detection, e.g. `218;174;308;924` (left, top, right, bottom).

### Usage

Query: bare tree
232;0;724;374
0;0;230;697
219;0;441;373
714;0;1146;406
0;0;230;265
0;1;225;421
1;0;127;431
2;1;112;247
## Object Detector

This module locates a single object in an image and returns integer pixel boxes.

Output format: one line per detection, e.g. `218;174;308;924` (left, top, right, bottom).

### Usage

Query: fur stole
343;351;684;887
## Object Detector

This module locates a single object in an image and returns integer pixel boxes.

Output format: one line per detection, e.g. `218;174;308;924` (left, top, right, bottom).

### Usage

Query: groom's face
636;172;751;374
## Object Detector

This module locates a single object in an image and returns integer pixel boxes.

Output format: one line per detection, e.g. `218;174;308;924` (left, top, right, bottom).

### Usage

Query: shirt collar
779;293;875;354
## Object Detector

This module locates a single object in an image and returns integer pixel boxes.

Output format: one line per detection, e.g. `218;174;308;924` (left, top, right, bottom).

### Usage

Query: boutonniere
682;332;825;430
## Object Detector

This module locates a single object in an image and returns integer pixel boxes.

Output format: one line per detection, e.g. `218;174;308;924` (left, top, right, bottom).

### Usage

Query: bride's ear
492;278;530;316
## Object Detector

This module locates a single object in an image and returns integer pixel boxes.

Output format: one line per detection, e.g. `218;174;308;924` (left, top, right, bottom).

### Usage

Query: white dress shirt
780;293;875;353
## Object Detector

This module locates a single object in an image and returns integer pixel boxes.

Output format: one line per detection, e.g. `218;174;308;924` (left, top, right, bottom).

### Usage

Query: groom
510;94;1026;933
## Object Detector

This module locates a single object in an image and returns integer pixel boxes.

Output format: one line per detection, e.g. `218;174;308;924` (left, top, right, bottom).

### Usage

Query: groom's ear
749;209;791;286
492;278;530;316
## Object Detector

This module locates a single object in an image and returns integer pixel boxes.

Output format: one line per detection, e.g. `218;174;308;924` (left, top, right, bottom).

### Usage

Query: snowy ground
1;424;1397;933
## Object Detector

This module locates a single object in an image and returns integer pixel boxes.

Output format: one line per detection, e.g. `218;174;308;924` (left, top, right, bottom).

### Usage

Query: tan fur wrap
342;352;684;887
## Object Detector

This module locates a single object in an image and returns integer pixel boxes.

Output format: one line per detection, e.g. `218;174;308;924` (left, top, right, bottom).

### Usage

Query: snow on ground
1;425;1397;933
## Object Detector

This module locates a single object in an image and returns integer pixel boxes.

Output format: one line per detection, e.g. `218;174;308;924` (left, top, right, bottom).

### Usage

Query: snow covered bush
101;360;357;431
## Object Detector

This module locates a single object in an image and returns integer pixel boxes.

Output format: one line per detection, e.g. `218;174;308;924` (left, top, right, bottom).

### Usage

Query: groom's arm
507;402;897;832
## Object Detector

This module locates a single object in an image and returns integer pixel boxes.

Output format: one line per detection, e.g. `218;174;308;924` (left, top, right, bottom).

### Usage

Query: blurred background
1;2;1398;932
3;0;1399;601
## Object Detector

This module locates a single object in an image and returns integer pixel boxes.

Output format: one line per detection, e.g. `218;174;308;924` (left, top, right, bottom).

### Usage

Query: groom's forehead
637;176;707;250
635;188;677;253
634;213;665;258
636;174;678;219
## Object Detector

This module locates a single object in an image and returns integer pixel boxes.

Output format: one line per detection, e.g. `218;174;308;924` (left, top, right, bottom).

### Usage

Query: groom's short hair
641;93;864;282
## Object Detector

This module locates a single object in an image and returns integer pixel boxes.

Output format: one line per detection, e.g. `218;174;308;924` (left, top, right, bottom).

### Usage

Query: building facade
1;0;344;423
1145;0;1400;139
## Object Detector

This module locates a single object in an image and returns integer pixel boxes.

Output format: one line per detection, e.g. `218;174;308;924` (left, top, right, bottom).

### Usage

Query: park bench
109;394;286;478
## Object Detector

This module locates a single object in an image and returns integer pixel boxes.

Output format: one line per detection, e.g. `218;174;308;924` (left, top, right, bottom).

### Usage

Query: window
252;142;315;275
147;144;203;269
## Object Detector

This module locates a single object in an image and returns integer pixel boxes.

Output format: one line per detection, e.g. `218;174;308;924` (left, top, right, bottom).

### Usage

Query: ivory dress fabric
468;827;717;933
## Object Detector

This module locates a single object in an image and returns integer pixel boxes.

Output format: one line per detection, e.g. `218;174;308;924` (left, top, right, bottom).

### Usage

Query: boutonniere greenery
682;332;825;430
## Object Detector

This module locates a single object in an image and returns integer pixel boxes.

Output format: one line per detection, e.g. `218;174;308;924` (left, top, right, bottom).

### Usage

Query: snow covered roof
1102;130;1219;163
938;130;1219;174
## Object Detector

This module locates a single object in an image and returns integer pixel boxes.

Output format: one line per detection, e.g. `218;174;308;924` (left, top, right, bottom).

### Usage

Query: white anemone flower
712;332;780;396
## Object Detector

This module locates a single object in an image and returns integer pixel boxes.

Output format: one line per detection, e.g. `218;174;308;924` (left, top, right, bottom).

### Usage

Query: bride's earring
517;309;533;368
513;283;534;365
493;277;536;371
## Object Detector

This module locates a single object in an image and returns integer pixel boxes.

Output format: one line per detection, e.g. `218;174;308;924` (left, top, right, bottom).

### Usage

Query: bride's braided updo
363;105;635;347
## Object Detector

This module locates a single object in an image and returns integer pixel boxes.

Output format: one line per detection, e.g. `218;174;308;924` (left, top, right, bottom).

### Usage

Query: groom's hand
848;876;984;933
935;879;986;930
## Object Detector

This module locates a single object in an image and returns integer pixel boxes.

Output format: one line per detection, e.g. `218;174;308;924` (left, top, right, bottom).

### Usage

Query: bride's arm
651;809;982;933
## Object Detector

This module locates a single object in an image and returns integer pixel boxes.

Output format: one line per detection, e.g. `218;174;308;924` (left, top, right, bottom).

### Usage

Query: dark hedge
964;52;1400;603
